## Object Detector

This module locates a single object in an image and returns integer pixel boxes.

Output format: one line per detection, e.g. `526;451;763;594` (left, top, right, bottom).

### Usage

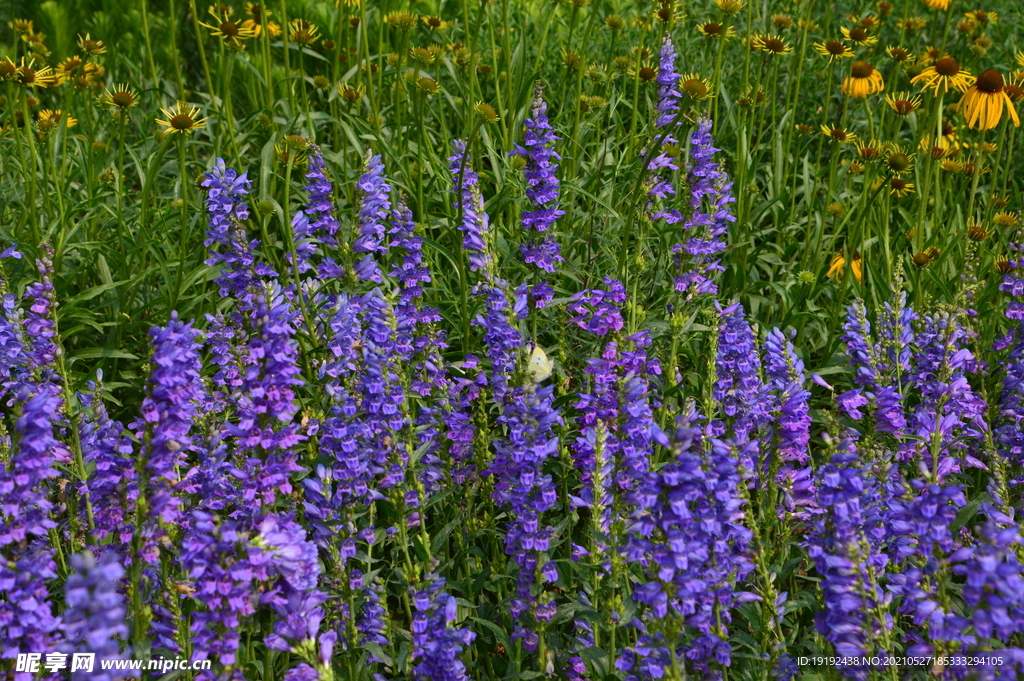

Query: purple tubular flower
907;312;987;476
78;386;137;551
511;87;565;282
202;158;275;308
569;278;627;337
474;282;523;404
23;247;60;382
713;302;767;476
353;153;391;283
292;147;340;276
655;35;682;133
62;551;133;681
448;140;492;272
0;384;65;674
411;576;476;681
807;435;892;679
622;403;754;674
137;313;204;562
671;118;734;299
888;480;972;658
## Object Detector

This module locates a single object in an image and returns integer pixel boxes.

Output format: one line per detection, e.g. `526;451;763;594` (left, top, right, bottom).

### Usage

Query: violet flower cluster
510;87;564;307
62;551;132;681
448;140;492;272
411;576;476;681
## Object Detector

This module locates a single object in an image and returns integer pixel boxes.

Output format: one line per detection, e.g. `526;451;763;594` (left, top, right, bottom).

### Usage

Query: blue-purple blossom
511;87;565;288
448;140;491;272
622;403;754;675
411;576;475;681
135;314;204;562
672;118;734;298
62;551;133;681
807;434;892;678
353;153;391;283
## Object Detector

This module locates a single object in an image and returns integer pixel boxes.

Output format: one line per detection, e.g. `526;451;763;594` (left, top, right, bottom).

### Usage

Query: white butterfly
527;345;554;383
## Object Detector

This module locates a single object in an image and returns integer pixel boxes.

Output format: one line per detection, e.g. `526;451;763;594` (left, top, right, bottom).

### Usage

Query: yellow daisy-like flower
919;122;962;153
813;40;854;62
911;57;975;95
827;253;863;284
289;18;320;45
384;11;419;31
897;16;928;31
36;109;77;133
964;10;996;26
840;26;877;47
8;18;35;34
922;0;951;10
77;34;106;55
883;145;914;175
714;0;746;14
697;21;736;39
995;212;1019;228
885;91;922;115
99;84;140;111
245;3;270;20
885;46;913;63
241;19;281;37
919;46;945;64
1017;51;1024;67
0;57;17;82
755;34;792;56
959;70;1021;130
821;125;857;143
888;177;914;197
13;58;57;88
57;55;85;82
842;61;884;97
422;15;451;30
157;102;209;135
678;73;714;101
201;6;257;46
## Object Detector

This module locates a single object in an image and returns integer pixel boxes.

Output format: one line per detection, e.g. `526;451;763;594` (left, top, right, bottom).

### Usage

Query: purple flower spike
448;140;492;273
354;153;391;283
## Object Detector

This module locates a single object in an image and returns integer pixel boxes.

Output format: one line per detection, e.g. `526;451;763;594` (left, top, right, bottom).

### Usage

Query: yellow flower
883;145;914;175
959;70;1021;130
828;253;863;284
1017;51;1024;67
840;26;877;47
289;18;320;45
885;46;913;63
911;57;975;95
897;16;928;31
78;34;107;55
813;40;854;62
888;177;914;197
201;6;257;46
156;102;209;135
922;0;951;10
99;84;140;112
36;109;77;134
755;34;792;55
842;61;884;97
8;19;35;34
678;74;714;101
384;11;419;31
13;58;57;88
0;57;18;82
697;22;736;39
821;125;857;143
422;15;451;30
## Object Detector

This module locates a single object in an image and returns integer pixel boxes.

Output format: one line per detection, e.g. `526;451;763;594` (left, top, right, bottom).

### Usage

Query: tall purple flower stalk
511;86;564;307
806;432;892;679
62;551;133;681
290;147;341;277
449;140;492;272
761;328;813;513
713;302;767;473
0;385;65;676
672;119;735;299
78;385;137;551
135;313;204;563
353;153;391;283
621;403;754;676
411;575;476;681
997;236;1024;463
646;36;682;221
202;159;274;309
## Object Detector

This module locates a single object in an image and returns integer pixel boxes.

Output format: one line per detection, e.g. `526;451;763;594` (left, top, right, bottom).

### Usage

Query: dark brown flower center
934;57;960;77
0;62;15;79
170;113;195;130
891;178;907;190
848;28;868;41
763;37;785;52
703;22;722;36
16;67;36;84
830;129;848;141
112;91;134;108
893;99;914;114
1005;84;1024;102
427;16;441;27
221;21;240;37
851;61;873;78
859;146;880;160
975;70;1004;93
889;48;909;61
826;40;846;55
942;123;955;136
639;66;657;81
